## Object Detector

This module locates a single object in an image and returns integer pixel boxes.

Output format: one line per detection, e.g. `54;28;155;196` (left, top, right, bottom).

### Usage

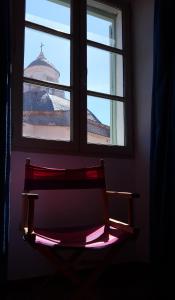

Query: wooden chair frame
20;158;139;298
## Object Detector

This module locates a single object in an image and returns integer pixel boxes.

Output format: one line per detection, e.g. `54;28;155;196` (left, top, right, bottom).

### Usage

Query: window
12;0;133;156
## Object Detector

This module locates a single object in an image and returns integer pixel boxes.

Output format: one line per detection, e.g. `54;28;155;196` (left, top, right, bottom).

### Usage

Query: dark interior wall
8;0;154;280
132;0;154;261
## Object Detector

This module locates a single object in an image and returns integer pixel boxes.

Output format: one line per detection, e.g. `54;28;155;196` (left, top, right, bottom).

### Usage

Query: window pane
87;46;123;97
24;28;70;86
25;0;70;34
87;96;125;146
87;0;122;49
23;83;71;141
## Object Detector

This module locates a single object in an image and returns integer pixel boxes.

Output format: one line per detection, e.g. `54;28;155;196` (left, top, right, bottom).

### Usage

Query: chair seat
34;224;131;249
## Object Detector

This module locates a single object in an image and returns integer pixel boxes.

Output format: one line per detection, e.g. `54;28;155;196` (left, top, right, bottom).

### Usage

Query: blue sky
24;0;115;125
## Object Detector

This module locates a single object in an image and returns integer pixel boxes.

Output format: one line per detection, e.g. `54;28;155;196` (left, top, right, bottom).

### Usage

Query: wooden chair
21;158;139;298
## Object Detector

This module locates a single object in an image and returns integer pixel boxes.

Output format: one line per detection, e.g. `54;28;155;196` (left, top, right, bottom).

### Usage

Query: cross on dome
40;42;44;53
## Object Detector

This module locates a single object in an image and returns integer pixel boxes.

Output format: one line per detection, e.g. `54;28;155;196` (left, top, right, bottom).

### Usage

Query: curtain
150;0;175;267
0;0;11;285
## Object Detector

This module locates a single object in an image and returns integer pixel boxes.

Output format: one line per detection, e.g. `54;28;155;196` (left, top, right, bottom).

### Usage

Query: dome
26;48;60;76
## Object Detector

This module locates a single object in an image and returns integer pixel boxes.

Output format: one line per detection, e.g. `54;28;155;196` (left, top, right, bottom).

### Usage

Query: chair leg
35;245;85;286
34;246;73;283
72;243;125;299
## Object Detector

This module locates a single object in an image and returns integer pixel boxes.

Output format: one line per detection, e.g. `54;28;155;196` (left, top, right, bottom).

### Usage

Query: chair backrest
24;158;106;192
22;158;109;233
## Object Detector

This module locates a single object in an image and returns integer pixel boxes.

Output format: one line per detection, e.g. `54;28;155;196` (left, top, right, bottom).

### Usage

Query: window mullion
78;0;87;150
87;90;125;102
87;39;124;55
11;0;25;150
71;0;84;149
25;20;72;41
23;76;72;93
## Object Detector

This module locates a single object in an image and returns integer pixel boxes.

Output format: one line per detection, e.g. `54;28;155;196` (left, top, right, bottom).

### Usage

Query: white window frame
11;0;133;157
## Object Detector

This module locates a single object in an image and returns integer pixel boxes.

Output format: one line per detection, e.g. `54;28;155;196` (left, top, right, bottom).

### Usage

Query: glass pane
87;46;123;97
87;96;125;146
25;0;70;34
23;83;71;141
24;28;70;86
87;0;122;49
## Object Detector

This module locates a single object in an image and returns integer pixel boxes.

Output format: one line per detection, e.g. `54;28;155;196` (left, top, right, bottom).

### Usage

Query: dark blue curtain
150;0;175;267
0;0;11;285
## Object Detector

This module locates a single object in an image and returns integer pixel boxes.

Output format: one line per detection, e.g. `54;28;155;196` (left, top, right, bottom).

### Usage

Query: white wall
8;0;154;280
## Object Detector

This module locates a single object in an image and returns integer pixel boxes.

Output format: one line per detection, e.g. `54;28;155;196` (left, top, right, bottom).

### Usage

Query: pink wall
8;0;154;280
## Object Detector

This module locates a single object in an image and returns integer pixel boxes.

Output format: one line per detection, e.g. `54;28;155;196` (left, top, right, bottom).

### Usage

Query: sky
24;0;121;126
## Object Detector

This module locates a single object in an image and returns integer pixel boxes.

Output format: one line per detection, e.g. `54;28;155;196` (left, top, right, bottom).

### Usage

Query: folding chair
20;158;139;298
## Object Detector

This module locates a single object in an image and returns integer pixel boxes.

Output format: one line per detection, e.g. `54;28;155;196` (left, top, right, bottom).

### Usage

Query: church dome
24;44;60;85
26;47;60;76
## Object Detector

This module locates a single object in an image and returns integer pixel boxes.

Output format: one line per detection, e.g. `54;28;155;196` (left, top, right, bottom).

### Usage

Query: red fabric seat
34;225;131;249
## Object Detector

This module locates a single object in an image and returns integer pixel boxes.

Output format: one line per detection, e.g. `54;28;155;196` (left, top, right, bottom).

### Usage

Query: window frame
11;0;133;157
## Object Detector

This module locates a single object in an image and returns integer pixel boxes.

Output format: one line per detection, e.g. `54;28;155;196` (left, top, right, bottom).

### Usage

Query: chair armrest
21;193;39;240
106;191;140;227
22;192;39;199
106;191;139;199
109;218;135;234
